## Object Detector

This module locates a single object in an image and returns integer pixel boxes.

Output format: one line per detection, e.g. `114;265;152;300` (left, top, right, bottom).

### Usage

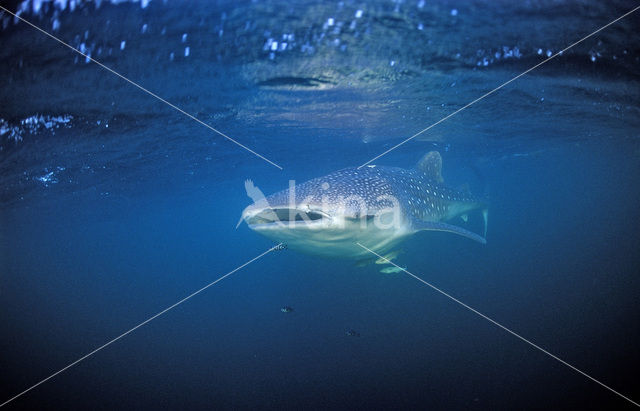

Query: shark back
358;165;487;240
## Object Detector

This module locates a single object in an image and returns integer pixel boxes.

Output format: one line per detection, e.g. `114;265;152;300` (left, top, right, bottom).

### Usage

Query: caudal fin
482;207;489;238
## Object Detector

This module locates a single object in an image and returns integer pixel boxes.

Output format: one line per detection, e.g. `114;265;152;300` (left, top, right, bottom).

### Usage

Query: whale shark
241;151;488;260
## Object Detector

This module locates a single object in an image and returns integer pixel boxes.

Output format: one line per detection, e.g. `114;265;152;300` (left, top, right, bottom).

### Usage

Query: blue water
1;0;639;409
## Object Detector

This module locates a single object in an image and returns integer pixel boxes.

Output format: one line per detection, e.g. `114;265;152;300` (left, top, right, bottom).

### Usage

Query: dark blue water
1;0;639;409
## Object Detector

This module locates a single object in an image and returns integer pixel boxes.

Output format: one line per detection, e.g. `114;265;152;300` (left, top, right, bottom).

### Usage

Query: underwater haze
1;0;639;409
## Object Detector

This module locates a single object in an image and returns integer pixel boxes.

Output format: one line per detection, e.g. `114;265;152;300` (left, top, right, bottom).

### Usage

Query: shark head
241;152;488;259
241;168;413;258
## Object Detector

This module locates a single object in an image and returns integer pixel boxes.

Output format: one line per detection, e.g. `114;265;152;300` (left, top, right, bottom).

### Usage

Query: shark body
241;152;487;260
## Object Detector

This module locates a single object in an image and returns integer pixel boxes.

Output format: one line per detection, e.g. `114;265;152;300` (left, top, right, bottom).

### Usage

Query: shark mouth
244;207;331;228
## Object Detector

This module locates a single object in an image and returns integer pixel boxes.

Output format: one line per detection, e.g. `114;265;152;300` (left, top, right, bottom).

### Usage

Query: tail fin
482;207;489;238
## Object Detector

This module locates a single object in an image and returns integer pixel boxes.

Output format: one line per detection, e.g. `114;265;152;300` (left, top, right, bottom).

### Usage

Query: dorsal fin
417;151;443;182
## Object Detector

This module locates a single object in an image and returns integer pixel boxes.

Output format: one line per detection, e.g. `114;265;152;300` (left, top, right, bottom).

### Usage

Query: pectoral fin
375;250;400;264
413;220;486;244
